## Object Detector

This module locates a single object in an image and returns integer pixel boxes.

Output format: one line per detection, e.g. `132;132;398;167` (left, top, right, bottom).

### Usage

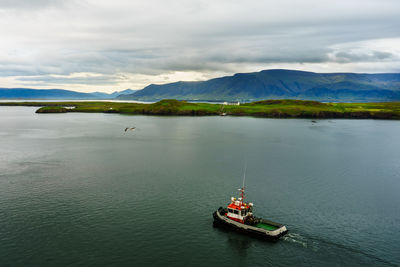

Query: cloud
0;0;73;10
16;73;118;85
0;0;399;92
332;51;393;63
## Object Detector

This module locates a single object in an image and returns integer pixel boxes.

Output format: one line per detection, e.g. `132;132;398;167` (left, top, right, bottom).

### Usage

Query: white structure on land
223;101;240;105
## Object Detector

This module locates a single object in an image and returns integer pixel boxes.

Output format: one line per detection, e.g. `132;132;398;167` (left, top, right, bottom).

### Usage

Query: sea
1;106;399;266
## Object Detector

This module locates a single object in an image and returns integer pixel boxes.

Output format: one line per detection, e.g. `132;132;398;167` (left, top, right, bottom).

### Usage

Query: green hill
3;99;400;120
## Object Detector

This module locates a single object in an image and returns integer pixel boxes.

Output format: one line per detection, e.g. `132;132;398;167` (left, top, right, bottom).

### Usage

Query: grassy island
35;106;69;113
1;99;400;119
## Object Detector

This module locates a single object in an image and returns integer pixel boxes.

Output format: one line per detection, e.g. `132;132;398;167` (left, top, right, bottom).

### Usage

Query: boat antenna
241;160;247;202
242;161;247;189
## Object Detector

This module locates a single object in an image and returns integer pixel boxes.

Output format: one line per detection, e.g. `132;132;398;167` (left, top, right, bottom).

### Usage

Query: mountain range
2;70;400;102
0;88;135;100
118;69;400;102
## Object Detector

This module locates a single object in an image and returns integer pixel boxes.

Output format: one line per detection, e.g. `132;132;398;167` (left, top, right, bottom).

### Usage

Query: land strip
1;99;400;119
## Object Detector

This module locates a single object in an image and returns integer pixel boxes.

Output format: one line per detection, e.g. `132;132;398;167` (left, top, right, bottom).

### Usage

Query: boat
213;185;288;241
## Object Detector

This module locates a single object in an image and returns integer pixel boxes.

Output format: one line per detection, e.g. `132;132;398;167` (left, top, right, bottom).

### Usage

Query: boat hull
213;207;288;241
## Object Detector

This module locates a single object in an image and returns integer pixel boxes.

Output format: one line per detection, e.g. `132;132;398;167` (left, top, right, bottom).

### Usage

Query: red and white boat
213;186;288;241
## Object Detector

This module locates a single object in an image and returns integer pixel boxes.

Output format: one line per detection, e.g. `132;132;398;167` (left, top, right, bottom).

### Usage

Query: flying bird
124;127;136;132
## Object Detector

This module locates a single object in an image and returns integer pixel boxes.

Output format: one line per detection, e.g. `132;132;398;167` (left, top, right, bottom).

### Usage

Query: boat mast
241;161;247;204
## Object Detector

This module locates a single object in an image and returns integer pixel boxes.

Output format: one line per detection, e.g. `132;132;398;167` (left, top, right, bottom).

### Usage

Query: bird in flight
125;127;136;132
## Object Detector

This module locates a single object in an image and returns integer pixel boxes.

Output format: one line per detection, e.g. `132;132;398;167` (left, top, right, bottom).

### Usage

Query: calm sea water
1;107;400;266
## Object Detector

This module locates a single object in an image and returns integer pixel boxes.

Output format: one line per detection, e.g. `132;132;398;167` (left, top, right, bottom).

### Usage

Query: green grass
2;99;400;119
35;106;68;113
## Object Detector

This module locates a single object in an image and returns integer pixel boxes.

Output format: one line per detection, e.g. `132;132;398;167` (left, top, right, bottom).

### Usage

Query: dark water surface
1;107;400;266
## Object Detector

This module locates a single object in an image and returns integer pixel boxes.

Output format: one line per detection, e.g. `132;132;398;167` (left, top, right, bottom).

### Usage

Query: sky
0;0;399;93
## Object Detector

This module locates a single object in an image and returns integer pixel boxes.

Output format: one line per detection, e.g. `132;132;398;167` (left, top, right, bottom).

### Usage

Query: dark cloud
0;0;399;91
333;51;394;63
16;74;118;85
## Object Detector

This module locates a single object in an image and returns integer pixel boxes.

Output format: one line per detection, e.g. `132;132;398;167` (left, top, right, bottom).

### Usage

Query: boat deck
255;222;279;231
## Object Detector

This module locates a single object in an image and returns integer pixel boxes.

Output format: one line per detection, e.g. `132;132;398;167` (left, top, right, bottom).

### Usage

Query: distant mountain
89;89;136;99
118;69;400;102
108;89;136;98
0;88;136;99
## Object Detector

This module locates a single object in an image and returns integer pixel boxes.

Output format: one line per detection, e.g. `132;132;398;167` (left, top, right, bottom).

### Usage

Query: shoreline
1;99;400;120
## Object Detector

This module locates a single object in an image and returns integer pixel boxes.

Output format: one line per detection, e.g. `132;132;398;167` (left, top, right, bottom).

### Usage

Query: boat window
228;209;233;213
233;210;239;214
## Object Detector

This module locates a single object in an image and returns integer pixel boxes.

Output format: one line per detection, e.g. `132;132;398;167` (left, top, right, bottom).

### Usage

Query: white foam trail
283;233;308;248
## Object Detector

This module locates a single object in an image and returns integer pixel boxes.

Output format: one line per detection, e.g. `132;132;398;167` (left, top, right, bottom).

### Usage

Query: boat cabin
226;197;253;223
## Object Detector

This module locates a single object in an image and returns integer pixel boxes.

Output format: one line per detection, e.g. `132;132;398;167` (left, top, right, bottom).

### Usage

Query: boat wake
283;232;396;266
282;233;309;249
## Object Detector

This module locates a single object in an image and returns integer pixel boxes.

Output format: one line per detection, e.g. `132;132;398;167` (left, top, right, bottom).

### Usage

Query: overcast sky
0;0;399;92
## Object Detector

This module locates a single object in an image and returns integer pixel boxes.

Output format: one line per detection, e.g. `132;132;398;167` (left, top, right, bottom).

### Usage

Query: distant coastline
1;99;400;120
2;70;400;103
